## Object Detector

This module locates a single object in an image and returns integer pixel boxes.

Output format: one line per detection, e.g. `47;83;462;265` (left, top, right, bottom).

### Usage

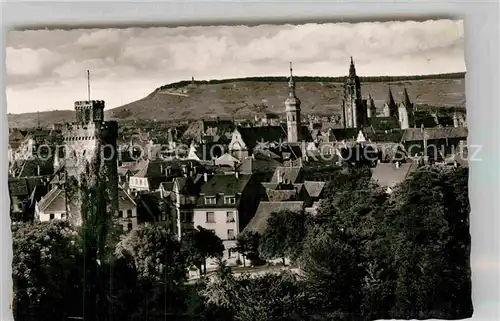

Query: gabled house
128;159;205;192
117;188;138;231
35;185;138;230
191;172;263;255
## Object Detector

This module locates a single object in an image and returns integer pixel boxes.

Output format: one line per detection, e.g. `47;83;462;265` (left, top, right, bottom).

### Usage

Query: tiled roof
237;154;282;174
424;127;468;140
364;128;404;143
160;181;174;192
173;176;200;196
265;187;299;202
401;128;424;141
303;181;326;198
118;188;136;210
237;126;287;150
14;156;54;178
270;166;303;184
243;201;305;234
37;186;66;213
402;127;468;142
196;173;252;208
214;153;240;167
370;161;418;188
329;128;360;142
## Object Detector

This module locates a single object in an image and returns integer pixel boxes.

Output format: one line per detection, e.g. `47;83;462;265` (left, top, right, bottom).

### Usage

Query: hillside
8;73;466;129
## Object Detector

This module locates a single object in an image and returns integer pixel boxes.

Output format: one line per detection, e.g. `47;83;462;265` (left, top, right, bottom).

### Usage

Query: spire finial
87;70;91;101
290;61;293;77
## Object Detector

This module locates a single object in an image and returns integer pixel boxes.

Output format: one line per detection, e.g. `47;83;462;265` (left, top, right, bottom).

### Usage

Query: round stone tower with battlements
63;100;118;227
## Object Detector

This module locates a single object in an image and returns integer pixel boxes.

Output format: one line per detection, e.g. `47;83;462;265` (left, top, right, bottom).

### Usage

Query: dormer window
205;196;216;205
224;196;236;205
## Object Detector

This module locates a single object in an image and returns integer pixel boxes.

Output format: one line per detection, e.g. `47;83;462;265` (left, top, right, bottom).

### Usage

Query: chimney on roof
421;123;424;132
204;172;208;182
235;170;239;179
395;161;400;169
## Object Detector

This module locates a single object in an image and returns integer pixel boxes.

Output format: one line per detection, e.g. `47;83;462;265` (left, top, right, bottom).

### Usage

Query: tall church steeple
285;62;301;143
384;87;398;117
367;93;376;118
344;56;364;128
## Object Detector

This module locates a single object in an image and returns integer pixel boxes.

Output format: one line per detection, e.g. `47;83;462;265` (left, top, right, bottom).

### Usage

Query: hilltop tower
285;62;301;143
63;72;118;227
343;57;366;128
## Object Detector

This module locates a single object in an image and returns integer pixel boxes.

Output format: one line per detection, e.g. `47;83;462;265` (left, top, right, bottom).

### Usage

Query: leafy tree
235;230;261;267
115;222;185;284
12;221;80;321
259;210;309;266
381;166;472;319
299;226;364;318
181;226;224;275
201;263;311;321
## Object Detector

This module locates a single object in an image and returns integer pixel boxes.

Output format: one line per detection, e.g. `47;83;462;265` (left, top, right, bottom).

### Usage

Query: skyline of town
6;19;465;114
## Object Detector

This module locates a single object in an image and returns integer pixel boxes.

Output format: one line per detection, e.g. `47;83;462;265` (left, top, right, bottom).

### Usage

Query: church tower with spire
383;87;398;117
343;57;366;128
285;62;301;143
398;87;415;129
367;93;376;118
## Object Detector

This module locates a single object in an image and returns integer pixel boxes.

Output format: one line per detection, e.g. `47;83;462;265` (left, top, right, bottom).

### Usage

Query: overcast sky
6;19;465;114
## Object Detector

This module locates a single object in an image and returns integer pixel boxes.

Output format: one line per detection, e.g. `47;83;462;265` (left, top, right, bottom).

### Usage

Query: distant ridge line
157;72;466;91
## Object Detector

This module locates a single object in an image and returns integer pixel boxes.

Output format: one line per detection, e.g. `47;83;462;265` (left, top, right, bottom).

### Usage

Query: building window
206;212;215;223
226;211;235;222
127;223;133;231
61;213;65;220
118;210;123;217
224;196;236;205
227;229;235;240
182;212;193;223
127;209;132;218
205;196;216;205
49;213;54;220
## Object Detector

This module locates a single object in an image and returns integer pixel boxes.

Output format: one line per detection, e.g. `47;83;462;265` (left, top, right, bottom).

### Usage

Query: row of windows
179;211;235;223
48;213;65;220
130;177;147;186
204;196;236;205
118;209;134;218
64;136;97;141
205;228;235;240
206;211;235;223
